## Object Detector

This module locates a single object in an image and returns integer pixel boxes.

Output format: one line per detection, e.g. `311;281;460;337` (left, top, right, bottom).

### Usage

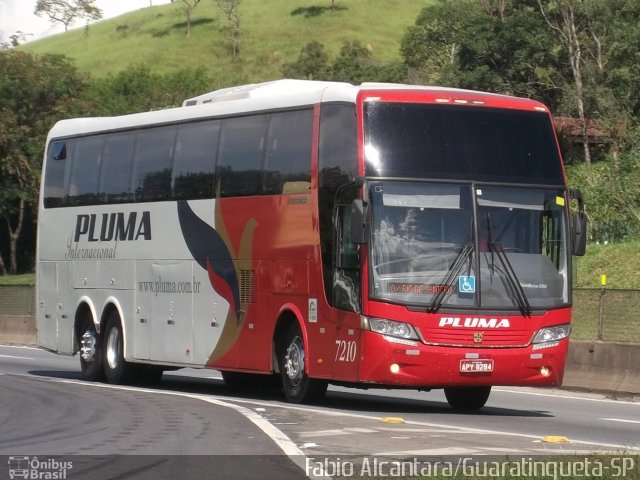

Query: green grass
574;240;640;289
22;0;427;84
0;273;35;286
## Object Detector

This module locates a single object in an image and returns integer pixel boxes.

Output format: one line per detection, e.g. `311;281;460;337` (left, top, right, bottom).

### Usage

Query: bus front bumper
357;330;569;388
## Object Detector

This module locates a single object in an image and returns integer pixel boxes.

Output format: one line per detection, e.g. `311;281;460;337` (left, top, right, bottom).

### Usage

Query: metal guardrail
0;285;35;316
572;288;640;343
0;285;637;343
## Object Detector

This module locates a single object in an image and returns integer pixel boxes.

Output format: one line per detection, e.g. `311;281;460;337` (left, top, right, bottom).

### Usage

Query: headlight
531;324;571;347
366;317;418;340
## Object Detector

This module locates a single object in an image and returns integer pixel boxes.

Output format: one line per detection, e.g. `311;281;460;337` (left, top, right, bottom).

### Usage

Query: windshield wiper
485;214;532;316
427;240;474;313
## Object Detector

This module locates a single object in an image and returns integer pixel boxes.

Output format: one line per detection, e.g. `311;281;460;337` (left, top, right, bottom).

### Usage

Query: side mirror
572;211;587;256
350;199;366;244
570;188;587;256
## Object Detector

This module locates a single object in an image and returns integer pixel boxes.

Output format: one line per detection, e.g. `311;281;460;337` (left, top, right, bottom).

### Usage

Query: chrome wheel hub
284;335;305;386
80;330;97;362
105;327;121;370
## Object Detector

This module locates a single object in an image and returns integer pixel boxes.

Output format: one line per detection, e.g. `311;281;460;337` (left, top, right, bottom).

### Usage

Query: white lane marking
494;387;640;406
6;374;322;479
300;429;351;438
300;427;378;438
0;345;40;350
600;418;640;425
212;396;640;452
0;354;34;360
375;447;478;456
8;371;640;455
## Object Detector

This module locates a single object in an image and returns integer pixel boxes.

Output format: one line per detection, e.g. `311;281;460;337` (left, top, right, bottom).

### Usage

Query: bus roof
47;79;549;141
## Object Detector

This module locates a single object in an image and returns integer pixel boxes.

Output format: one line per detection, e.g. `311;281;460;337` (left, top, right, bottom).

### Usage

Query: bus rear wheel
444;386;491;411
103;313;137;385
79;316;104;381
278;323;327;404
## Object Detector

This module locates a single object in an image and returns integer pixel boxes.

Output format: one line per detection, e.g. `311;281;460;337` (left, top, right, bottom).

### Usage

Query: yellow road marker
380;417;406;424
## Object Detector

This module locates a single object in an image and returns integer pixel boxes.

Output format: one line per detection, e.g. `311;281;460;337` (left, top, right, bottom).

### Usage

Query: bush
566;147;640;243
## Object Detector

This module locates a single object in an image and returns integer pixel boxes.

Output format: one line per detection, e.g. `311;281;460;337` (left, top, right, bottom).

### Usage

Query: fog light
390;363;400;374
540;366;551;377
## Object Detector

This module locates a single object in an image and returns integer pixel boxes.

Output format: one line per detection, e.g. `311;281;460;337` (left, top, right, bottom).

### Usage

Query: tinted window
132;126;175;202
43;141;69;208
173;120;220;200
318;103;358;306
319;104;358;189
217;115;268;197
364;103;564;185
68;136;103;206
263;109;313;195
99;132;135;203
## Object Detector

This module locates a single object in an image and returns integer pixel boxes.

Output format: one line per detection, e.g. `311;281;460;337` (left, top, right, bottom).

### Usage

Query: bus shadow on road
27;369;553;418
29;370;83;380
158;372;554;418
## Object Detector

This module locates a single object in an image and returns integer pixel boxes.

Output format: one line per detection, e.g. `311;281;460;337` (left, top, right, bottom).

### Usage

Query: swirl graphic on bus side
177;199;256;364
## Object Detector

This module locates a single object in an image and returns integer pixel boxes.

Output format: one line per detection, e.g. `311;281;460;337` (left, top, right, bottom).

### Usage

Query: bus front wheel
103;313;137;385
278;323;327;404
444;386;491;411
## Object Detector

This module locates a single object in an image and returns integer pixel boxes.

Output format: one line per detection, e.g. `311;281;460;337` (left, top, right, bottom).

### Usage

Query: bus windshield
369;181;569;312
363;102;564;185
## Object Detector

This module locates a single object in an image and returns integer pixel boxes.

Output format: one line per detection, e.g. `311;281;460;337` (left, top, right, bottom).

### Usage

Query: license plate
460;359;494;373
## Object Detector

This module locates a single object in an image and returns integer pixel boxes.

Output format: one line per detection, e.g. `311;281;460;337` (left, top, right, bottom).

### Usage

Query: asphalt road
1;344;639;479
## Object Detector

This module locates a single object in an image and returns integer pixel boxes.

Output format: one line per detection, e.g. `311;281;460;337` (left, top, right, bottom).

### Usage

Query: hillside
23;0;426;85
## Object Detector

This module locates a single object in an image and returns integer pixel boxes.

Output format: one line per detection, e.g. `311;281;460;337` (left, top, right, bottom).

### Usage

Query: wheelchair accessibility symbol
459;275;476;294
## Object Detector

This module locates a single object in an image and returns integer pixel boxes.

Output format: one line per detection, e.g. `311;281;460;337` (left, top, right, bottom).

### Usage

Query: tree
180;0;201;37
479;0;507;21
283;40;405;84
282;41;330;80
401;1;560;105
0;51;88;274
216;0;242;57
34;0;103;32
86;64;212;115
538;0;593;164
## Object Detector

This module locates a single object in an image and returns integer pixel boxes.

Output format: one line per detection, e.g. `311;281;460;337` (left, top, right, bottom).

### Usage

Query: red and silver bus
37;80;586;409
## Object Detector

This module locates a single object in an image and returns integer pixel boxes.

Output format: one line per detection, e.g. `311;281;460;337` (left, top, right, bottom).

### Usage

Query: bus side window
217;115;268;197
99;132;135;204
333;203;360;313
68;136;103;206
132;126;176;202
43;141;70;208
263;109;313;195
318;103;358;307
542;209;562;269
173;120;220;200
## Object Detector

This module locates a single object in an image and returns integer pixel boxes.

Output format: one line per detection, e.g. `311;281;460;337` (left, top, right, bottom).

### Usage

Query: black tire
102;312;137;385
444;386;491;411
277;322;327;404
78;316;104;381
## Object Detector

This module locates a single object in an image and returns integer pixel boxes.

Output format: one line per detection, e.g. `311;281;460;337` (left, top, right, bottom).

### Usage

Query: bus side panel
37;261;58;351
135;260;195;364
204;194;321;374
56;262;74;353
37;262;73;354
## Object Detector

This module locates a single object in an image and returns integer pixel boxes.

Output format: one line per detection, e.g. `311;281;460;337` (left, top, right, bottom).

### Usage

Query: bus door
330;201;362;381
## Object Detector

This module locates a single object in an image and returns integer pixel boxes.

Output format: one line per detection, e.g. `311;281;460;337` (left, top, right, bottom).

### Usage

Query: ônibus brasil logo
7;456;72;480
